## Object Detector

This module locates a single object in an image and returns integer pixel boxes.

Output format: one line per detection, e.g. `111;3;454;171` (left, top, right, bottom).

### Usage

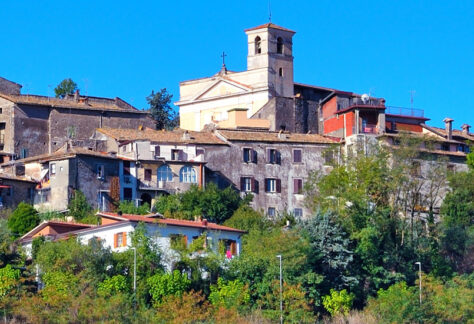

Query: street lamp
276;255;283;324
131;247;137;292
415;262;421;305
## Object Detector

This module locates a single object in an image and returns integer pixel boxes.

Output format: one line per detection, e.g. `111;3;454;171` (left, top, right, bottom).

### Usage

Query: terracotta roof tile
245;23;295;33
0;93;147;114
425;125;474;141
216;129;337;144
98;212;246;233
97;128;226;145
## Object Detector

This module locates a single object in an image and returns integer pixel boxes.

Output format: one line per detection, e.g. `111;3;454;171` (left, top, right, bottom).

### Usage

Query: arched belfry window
277;37;283;54
255;36;262;54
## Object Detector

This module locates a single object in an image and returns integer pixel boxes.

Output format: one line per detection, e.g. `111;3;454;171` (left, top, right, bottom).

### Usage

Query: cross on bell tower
220;51;228;74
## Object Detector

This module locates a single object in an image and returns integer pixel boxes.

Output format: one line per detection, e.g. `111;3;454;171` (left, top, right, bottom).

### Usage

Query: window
0;108;2;114
157;165;173;182
279;68;283;77
243;148;257;163
240;176;258;193
180;166;197;183
170;234;187;249
114;232;127;248
123;161;131;175
96;164;105;180
123;188;133;201
171;149;183;161
441;143;450;151
154;146;160;158
323;151;334;165
196;148;205;157
221;239;237;258
411;161;422;177
293;178;303;194
255;36;262;54
267;149;281;164
144;169;152;181
265;178;281;193
20;148;28;159
293;149;302;163
267;207;276;218
293;208;303;218
277;37;283;54
50;163;56;176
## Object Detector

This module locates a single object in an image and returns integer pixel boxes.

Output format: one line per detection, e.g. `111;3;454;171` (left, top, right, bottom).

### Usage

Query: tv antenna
268;0;272;22
409;90;416;109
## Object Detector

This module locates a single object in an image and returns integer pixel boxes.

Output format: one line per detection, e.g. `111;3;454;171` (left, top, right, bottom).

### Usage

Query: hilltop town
0;22;472;323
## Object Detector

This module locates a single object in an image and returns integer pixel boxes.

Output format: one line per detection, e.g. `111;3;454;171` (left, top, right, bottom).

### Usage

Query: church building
176;23;333;133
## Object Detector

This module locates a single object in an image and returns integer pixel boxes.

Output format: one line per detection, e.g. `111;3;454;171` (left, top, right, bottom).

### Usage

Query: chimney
202;218;208;226
443;117;453;140
182;130;190;140
74;89;80;102
461;124;471;135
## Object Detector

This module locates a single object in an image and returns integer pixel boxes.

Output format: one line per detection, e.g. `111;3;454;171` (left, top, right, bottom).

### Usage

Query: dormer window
255;36;262;54
277;37;283;54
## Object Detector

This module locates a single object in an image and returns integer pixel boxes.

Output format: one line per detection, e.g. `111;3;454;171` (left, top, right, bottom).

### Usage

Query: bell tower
245;23;295;98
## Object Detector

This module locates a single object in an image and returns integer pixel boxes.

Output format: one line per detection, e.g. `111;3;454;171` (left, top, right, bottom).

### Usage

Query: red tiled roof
96;128;226;145
98;212;246;233
19;221;95;241
216;129;337;144
245;23;295;33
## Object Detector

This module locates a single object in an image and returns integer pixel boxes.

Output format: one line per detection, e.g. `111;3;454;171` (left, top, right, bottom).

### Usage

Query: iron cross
221;51;227;66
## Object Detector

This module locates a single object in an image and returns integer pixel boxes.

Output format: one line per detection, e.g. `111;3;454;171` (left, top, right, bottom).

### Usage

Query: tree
146;89;178;130
7;202;39;237
322;289;354;317
147;270;191;305
208;278;250;311
54;78;78;98
68;190;95;223
118;200;150;215
155;183;247;223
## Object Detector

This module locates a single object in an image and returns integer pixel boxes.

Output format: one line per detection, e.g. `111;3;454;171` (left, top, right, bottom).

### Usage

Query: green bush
7;202;39;237
147;270;190;305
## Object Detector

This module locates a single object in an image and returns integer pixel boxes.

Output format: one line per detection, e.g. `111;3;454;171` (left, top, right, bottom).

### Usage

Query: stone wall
0;77;21;95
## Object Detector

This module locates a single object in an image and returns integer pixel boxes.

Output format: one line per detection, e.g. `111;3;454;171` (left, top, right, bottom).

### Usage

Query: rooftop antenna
83;78;89;96
268;0;272;22
409;90;416;109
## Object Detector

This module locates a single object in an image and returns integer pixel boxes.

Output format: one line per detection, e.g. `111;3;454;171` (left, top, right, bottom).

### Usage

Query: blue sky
1;0;473;129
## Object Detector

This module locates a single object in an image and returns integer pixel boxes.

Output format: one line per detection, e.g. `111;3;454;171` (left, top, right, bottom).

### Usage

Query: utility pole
276;255;283;324
131;247;137;292
415;262;422;305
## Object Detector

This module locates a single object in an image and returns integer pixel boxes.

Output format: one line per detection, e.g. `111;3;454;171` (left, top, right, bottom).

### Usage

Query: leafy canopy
146;88;178;130
7;202;39;237
54;78;78;98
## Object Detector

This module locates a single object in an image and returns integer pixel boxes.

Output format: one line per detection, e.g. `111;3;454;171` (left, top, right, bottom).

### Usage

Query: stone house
2;145;120;212
0;77;154;158
203;129;338;218
0;173;36;209
91;128;227;206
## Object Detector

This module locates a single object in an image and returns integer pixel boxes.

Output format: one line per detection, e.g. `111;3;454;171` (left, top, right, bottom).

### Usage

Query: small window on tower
279;68;283;77
255;36;262;54
277;37;283;54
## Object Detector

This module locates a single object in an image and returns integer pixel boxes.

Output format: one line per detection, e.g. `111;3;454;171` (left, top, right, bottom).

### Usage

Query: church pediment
192;78;251;101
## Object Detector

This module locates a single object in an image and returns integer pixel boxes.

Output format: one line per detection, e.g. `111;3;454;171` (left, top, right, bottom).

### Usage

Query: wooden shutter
266;149;271;163
242;149;247;162
113;233;118;248
252;150;258;163
155;146;160;157
264;178;269;192
122;232;127;247
178;150;185;161
182;235;188;247
231;241;237;255
276;151;281;164
294;179;299;194
252;178;259;194
276;179;281;193
240;177;245;191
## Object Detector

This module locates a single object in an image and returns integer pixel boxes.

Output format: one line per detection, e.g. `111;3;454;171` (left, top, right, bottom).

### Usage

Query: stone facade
0;80;155;158
0;174;36;208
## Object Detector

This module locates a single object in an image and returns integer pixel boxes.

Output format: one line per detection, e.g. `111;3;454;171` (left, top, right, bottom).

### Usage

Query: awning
40;169;49;180
0;185;11;189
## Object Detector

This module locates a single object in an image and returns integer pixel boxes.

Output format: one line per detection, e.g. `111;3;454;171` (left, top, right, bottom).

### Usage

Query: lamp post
276;255;283;324
131;247;137;292
415;261;421;305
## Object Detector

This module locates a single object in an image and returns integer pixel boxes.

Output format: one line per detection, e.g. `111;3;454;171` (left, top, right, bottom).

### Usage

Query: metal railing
361;124;378;134
386;106;424;118
337;98;385;111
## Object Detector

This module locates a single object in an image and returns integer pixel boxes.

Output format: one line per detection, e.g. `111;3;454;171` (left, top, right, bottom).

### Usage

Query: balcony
361;124;378;134
337;98;385;112
386;106;424;118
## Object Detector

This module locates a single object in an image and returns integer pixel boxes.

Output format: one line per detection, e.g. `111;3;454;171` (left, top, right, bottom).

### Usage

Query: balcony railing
386;106;424;118
337;98;385;111
361;124;378;134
